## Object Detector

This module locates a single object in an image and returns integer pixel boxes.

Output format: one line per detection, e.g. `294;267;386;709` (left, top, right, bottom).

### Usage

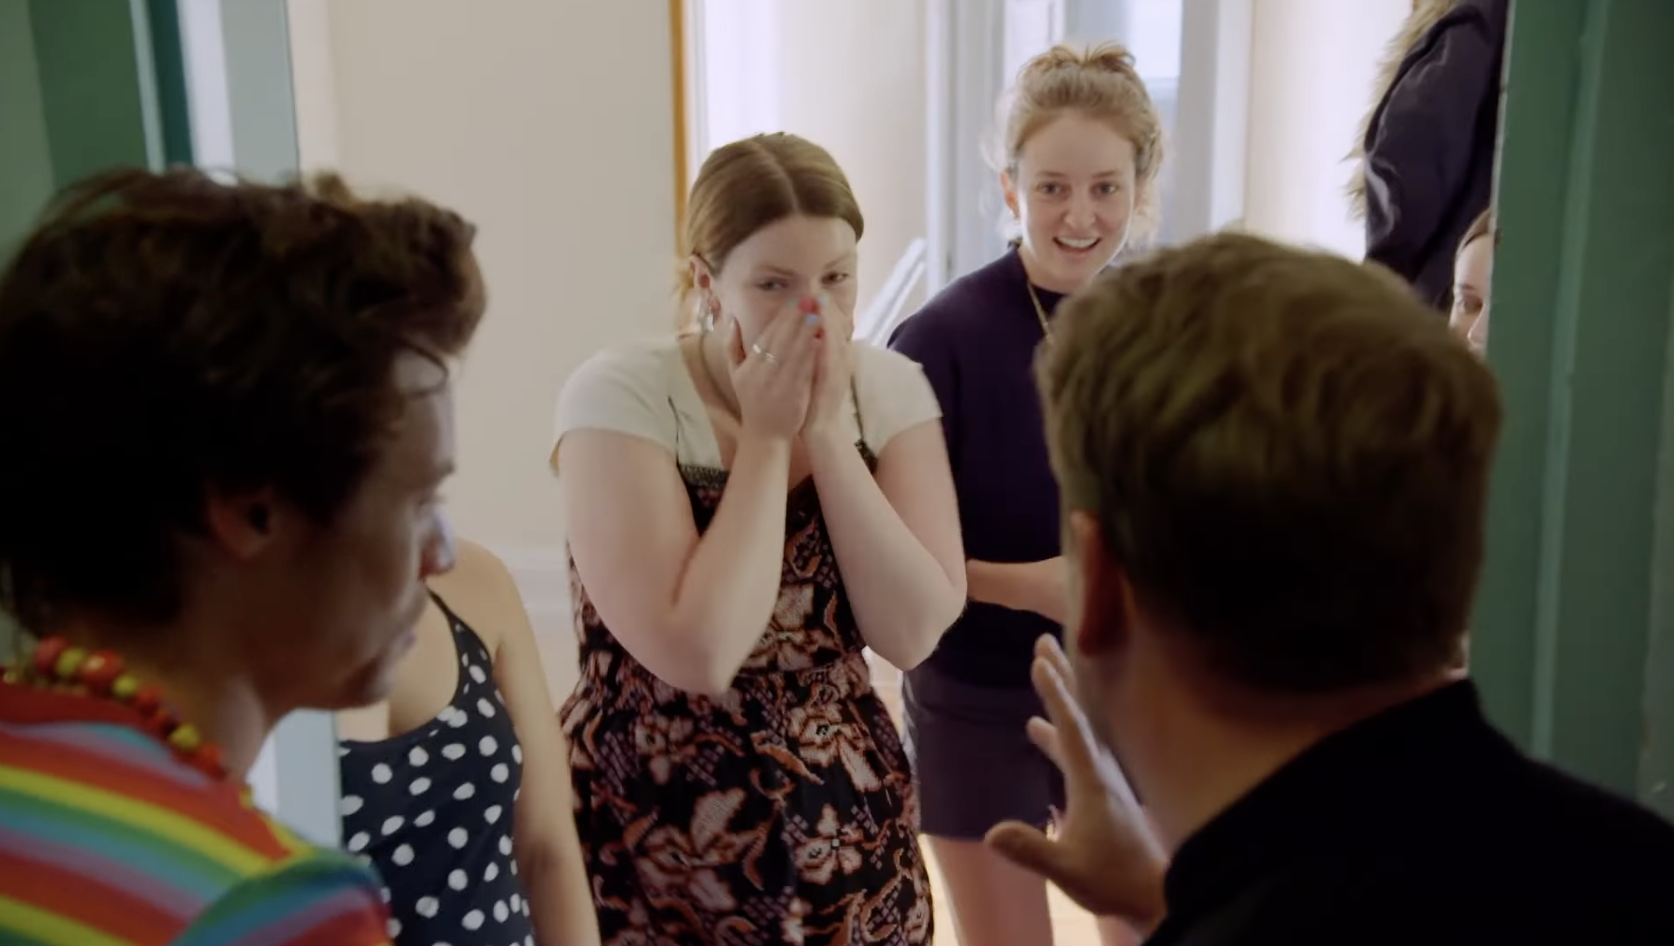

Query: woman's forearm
808;433;964;668
666;431;795;694
967;558;1067;624
520;841;602;946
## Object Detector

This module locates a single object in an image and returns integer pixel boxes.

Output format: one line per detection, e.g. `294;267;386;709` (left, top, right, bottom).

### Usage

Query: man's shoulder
174;847;391;946
0;711;390;945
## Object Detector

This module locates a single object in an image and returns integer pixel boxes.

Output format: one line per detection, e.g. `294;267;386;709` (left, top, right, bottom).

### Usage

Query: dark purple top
889;247;1064;689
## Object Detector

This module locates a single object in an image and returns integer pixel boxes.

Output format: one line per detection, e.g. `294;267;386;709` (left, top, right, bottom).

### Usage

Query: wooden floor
874;668;1106;946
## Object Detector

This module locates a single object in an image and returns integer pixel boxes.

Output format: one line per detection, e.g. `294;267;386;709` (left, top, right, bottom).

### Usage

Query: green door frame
1473;0;1674;818
0;0;191;253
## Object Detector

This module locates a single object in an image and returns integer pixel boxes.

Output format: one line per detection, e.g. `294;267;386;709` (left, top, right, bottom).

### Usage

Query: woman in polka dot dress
339;538;600;946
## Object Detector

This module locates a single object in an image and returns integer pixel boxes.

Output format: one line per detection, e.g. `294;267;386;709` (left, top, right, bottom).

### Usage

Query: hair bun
1016;42;1139;87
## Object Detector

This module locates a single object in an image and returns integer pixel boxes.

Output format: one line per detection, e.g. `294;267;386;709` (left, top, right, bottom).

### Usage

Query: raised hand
984;634;1170;929
801;292;856;443
726;304;822;442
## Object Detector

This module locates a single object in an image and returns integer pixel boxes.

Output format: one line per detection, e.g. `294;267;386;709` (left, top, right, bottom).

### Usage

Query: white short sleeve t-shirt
552;335;942;469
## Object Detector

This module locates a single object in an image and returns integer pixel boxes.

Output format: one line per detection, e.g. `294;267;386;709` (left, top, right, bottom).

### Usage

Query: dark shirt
1149;681;1674;946
890;247;1063;689
1363;0;1509;309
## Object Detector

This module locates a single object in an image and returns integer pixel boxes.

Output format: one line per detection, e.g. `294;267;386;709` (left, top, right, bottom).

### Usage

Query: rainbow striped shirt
0;682;393;946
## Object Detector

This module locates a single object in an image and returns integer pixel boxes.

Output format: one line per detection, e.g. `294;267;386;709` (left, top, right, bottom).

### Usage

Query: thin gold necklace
1025;281;1053;341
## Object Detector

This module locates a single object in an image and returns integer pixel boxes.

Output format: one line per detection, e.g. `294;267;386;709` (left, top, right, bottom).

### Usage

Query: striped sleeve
171;850;392;946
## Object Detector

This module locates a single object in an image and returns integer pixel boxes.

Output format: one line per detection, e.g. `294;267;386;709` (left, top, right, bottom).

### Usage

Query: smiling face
695;214;860;345
1003;112;1140;294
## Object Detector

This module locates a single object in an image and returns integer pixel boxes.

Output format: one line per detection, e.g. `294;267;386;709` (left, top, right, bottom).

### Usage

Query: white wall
286;0;677;699
692;0;930;321
1241;0;1409;257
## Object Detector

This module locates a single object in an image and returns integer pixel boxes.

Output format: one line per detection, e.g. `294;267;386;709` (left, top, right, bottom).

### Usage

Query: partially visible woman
338;538;599;946
1348;0;1510;309
1449;207;1495;356
888;42;1163;946
0;167;483;945
553;133;966;944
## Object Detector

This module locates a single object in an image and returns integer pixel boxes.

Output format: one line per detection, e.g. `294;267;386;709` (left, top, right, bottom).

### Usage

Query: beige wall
286;0;677;697
1242;0;1409;257
774;1;930;320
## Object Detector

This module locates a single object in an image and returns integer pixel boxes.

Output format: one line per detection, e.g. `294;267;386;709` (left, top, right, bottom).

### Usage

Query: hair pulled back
992;42;1165;238
674;133;863;330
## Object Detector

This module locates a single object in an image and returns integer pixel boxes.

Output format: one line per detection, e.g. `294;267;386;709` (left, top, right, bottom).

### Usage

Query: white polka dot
479;735;499;756
409;776;432;795
371;763;393;784
454;782;476;801
514;787;522;802
381;815;404;835
391;843;414;866
493;900;509;923
339;794;363;816
510;893;522;912
346;831;370;852
491;763;509;783
448;827;469;849
510;859;518;875
462;909;485;931
477;697;497;718
499;835;513;855
469;664;488;684
443;743;467;761
446;707;469;729
526;931;535;944
415;896;440;918
484;804;503;824
337;746;349;757
484;861;500;882
379;885;390;903
449;868;468;891
386;917;401;938
409;746;429;766
511;744;523;764
415;809;436;827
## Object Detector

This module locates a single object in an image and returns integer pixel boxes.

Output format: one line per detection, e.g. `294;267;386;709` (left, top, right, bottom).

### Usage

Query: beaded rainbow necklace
2;636;229;781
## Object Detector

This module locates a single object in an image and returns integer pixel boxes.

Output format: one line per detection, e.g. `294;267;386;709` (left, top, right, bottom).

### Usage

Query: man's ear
203;488;282;561
1065;510;1132;660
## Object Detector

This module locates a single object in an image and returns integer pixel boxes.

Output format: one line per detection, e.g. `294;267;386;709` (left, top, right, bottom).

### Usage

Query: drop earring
703;298;718;333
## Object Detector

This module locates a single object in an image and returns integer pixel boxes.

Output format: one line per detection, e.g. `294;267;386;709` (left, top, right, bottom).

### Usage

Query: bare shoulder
426;538;526;654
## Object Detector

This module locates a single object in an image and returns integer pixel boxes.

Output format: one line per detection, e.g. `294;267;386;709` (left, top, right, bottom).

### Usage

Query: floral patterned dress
560;441;933;946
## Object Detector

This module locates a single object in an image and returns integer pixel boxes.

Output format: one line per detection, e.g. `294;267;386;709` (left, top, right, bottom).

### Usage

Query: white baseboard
491;543;570;620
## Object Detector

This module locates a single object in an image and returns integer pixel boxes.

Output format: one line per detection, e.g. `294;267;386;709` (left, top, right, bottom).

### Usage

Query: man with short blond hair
987;232;1674;945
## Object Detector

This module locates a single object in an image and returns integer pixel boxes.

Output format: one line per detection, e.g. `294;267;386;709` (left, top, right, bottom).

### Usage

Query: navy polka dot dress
339;595;534;946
